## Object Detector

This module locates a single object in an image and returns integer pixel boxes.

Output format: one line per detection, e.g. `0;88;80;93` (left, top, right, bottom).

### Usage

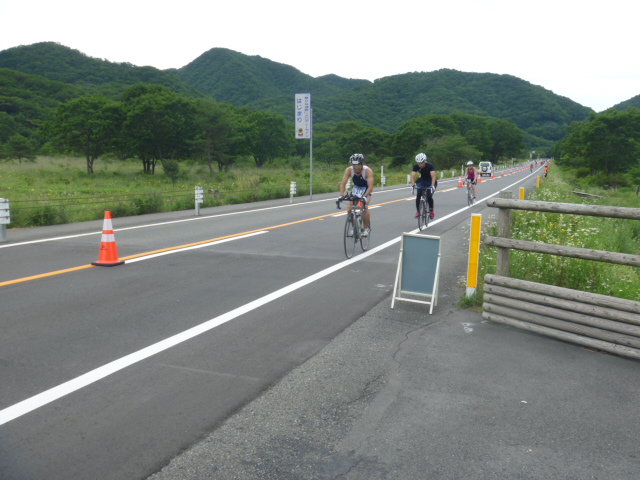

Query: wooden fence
482;191;640;360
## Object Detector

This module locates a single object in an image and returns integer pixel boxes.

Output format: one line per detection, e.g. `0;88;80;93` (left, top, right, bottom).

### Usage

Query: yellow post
519;187;525;200
537;176;541;188
466;213;482;298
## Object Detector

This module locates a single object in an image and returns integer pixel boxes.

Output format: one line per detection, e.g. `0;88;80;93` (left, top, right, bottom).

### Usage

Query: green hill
613;94;640;111
174;47;368;104
0;41;630;145
0;68;86;141
0;42;201;98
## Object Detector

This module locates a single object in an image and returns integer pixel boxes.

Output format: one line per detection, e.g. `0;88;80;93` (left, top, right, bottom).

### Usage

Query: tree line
554;107;640;186
0;82;530;174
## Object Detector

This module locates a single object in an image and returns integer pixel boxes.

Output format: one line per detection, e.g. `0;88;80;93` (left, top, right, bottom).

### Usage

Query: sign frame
391;233;441;314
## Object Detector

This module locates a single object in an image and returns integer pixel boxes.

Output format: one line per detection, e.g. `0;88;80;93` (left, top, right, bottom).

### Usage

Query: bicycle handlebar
336;194;367;210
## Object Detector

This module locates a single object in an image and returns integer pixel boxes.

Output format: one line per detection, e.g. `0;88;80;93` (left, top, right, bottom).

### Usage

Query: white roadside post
289;181;297;203
381;165;386;190
0;198;9;242
195;186;204;216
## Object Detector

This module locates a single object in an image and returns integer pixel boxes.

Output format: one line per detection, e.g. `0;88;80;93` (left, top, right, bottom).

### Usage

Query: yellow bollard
537;176;541;188
519;187;525;200
466;213;482;298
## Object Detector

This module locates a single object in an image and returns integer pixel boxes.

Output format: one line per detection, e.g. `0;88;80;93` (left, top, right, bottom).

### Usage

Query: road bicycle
465;179;476;207
336;193;370;258
413;186;435;231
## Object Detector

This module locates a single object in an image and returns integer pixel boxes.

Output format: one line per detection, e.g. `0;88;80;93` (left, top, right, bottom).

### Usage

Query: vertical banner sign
295;93;311;139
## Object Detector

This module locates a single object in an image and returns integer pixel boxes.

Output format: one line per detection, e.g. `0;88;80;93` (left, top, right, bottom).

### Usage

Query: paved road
1;168;544;479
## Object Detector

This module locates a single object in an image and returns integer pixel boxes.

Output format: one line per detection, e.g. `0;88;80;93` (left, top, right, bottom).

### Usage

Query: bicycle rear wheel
418;199;429;230
344;214;357;258
467;187;474;206
360;218;370;251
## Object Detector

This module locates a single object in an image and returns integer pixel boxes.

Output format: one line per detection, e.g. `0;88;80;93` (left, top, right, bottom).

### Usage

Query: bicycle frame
337;194;370;258
466;179;475;206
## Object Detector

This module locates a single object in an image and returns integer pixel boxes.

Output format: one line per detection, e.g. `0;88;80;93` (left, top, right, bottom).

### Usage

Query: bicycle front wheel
344;214;357;258
467;188;474;207
418;199;428;230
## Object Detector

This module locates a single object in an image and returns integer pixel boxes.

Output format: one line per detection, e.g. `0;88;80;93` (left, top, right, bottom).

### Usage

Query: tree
47;95;121;173
391;115;458;164
556;108;640;175
4;134;37;163
331;121;391;160
422;134;482;170
244;111;294;168
450;113;492;159
191;99;235;175
122;84;198;174
487;119;525;161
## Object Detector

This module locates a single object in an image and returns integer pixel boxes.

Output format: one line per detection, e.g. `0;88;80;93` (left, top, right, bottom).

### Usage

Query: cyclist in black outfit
411;153;437;219
340;153;374;236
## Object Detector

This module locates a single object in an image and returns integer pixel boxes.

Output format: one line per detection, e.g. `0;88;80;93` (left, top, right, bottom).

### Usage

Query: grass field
1;156;419;227
467;163;640;304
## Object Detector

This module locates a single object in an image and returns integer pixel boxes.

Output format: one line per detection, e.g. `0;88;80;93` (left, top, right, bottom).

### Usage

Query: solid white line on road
0;177;522;426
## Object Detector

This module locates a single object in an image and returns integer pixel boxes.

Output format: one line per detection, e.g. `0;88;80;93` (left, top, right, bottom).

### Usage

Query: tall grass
1;155;416;228
470;164;640;305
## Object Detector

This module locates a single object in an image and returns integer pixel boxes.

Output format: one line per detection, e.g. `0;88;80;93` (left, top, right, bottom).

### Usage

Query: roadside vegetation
0;155;430;227
464;163;640;306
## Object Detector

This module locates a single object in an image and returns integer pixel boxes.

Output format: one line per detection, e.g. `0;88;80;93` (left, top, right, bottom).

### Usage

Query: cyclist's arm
339;167;352;196
410;170;417;187
430;170;436;187
365;168;374;197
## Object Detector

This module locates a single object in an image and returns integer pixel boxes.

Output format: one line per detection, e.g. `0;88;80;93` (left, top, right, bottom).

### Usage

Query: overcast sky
1;0;637;112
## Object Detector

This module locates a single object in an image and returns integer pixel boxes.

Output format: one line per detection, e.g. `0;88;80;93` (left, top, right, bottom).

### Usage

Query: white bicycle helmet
350;153;364;165
467;161;474;166
415;153;428;163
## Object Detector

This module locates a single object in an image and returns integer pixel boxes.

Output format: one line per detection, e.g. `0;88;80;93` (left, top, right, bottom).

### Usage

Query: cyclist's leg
363;195;371;229
426;188;434;210
415;187;424;217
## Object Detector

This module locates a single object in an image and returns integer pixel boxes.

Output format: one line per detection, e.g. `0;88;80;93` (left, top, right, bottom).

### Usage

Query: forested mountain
0;41;614;145
173;48;592;141
0;42;201;98
613;94;640;111
0;68;86;141
175;48;368;104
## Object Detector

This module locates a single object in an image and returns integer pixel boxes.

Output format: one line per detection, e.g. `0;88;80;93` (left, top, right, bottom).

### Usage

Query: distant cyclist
340;153;374;236
464;161;478;199
411;153;437;220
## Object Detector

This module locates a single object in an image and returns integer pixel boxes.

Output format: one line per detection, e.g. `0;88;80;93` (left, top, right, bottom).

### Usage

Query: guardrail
482;191;640;360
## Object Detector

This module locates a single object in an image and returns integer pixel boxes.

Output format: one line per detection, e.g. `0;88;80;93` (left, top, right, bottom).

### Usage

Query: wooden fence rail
482;191;640;360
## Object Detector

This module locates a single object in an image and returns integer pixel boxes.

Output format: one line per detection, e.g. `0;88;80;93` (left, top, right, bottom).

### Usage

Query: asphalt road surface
0;166;539;480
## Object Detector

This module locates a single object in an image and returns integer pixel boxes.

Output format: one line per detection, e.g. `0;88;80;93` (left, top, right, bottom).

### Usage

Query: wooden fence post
496;190;512;277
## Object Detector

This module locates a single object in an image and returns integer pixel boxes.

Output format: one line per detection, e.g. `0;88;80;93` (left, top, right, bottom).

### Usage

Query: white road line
0;177;525;426
0;187;410;249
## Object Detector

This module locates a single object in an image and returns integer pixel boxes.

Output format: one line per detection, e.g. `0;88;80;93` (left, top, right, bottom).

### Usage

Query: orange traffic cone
458;177;463;187
491;172;495;179
478;176;482;183
92;211;124;267
501;171;505;177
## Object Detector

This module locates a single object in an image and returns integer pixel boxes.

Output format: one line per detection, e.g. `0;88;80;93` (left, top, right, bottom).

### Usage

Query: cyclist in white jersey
339;153;374;236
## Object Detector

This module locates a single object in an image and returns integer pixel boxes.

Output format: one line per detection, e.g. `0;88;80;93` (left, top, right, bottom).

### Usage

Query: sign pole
295;93;312;200
310;108;313;200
